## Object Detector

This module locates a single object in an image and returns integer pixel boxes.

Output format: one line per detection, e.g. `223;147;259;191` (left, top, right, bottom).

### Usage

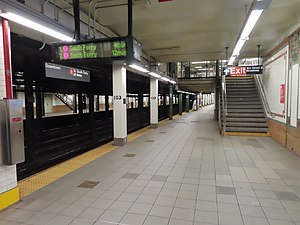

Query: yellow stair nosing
224;132;270;137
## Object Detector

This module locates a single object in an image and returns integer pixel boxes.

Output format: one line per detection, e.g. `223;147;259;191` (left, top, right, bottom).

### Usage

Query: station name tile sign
223;65;263;76
45;62;90;82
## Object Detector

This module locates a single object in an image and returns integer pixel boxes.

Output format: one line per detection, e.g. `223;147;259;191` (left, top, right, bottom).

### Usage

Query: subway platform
1;106;300;225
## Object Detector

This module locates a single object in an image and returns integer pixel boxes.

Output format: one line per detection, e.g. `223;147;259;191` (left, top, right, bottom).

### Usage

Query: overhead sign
57;40;126;60
223;65;263;76
52;36;142;63
45;62;90;82
246;65;263;74
230;67;247;76
133;38;142;61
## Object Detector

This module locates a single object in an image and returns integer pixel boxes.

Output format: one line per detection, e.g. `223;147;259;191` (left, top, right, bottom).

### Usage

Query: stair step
227;91;258;95
226;117;266;122
226;122;268;128
227;92;258;95
226;77;254;79
227;105;262;109
226;80;255;83
226;80;254;83
226;83;255;85
228;109;263;113
227;88;257;91
227;101;261;105
227;95;259;98
226;127;269;133
227;98;260;102
227;113;265;118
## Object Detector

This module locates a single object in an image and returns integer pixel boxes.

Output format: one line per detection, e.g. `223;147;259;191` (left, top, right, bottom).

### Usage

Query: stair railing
254;75;274;118
221;75;227;133
55;93;74;110
218;91;222;132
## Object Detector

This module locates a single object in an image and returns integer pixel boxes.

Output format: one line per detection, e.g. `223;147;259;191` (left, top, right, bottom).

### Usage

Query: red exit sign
230;67;247;76
223;65;263;76
158;0;172;2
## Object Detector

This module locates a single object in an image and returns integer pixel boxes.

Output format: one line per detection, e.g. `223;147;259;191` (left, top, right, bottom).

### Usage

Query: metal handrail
221;75;227;133
254;75;275;118
218;91;222;132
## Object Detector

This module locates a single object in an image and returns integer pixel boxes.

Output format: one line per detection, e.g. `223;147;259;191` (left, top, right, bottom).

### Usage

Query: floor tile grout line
84;113;194;225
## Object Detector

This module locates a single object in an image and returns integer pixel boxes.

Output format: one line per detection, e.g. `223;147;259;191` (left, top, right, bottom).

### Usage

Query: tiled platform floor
1;105;300;225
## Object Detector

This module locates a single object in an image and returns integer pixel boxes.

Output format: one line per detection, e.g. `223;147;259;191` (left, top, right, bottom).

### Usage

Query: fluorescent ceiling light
191;61;208;64
197;68;211;71
241;9;263;40
228;56;236;66
0;12;73;42
228;5;265;65
194;66;202;69
232;39;246;57
161;77;170;82
149;72;162;78
169;80;176;84
129;64;149;73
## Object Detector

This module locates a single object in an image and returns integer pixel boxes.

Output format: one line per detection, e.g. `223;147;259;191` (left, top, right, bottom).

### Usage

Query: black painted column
169;85;173;120
214;60;220;120
78;93;83;114
24;59;35;161
73;0;80;40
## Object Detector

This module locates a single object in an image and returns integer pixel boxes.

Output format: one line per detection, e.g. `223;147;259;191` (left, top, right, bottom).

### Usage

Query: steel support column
128;0;133;36
73;0;80;40
169;85;173;120
179;93;183;115
186;94;189;113
214;60;220;120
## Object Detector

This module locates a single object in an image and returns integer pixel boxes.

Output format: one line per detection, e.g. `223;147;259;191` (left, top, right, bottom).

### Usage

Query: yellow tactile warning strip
224;132;270;137
0;187;19;210
18;117;173;199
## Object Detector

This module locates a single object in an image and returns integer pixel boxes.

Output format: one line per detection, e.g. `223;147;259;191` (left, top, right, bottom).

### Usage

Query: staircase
55;93;74;110
223;76;269;135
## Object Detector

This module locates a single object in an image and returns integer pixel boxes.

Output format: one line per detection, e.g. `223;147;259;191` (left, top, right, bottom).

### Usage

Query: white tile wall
0;18;18;194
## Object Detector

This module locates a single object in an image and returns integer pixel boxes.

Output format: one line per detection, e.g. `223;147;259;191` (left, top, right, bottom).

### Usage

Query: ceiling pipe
56;7;71;20
88;0;117;37
93;3;128;38
257;44;261;65
42;0;50;14
93;0;127;38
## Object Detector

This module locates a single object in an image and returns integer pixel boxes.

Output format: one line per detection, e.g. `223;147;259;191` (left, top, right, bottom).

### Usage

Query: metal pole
225;47;229;65
169;85;173;120
257;44;261;65
179;93;183;115
186;94;189;113
73;94;77;113
73;0;80;40
128;0;133;36
95;95;100;111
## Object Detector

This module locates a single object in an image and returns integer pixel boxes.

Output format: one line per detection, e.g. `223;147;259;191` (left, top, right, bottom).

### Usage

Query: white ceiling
7;0;300;63
86;0;300;62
